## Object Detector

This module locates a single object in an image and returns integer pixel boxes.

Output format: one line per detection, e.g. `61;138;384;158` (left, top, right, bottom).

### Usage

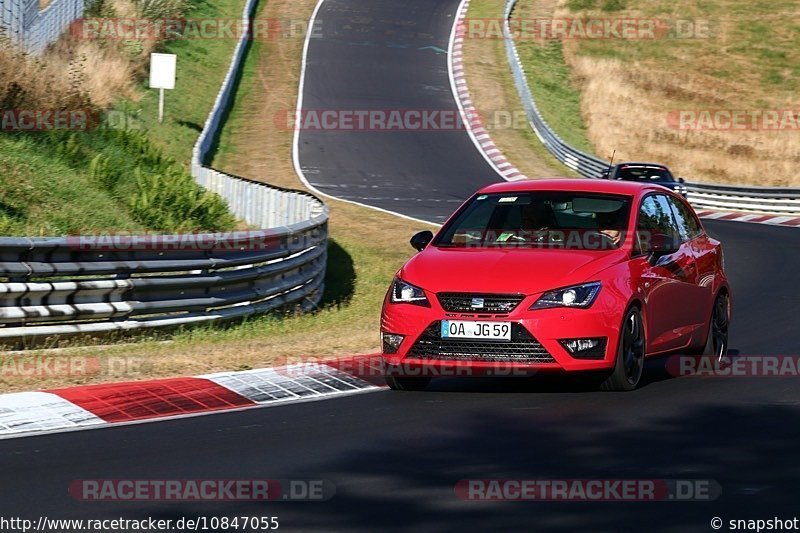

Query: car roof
477;178;663;197
615;162;669;170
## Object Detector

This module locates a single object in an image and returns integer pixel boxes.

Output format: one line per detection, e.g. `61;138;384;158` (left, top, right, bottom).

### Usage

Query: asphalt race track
296;0;499;223
1;0;799;531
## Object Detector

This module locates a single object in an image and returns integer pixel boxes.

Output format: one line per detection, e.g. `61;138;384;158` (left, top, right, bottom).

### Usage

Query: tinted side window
666;196;702;241
637;195;679;252
638;195;676;235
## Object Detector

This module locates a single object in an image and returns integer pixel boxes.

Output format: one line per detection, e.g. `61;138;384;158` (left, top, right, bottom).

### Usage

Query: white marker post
149;53;177;123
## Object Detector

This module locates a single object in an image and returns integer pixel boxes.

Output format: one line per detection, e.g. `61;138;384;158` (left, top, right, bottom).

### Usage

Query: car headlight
530;282;601;310
391;279;430;307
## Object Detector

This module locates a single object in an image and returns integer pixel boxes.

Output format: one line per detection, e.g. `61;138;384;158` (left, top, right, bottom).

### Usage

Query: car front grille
436;293;525;314
407;322;556;363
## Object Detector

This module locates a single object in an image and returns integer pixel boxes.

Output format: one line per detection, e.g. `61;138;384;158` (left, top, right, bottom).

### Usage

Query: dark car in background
600;163;688;197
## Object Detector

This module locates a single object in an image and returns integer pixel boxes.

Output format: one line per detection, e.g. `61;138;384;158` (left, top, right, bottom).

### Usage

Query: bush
135;0;188;19
129;167;236;232
26;127;237;234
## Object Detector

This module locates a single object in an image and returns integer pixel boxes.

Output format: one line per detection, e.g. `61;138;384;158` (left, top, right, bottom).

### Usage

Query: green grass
0;136;145;236
0;0;246;237
565;0;800;94
514;37;595;154
211;19;262;166
127;0;249;167
0;126;236;236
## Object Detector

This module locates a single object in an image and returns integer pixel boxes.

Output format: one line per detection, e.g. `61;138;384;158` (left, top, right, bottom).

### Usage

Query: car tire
702;292;730;362
601;307;646;392
385;375;431;391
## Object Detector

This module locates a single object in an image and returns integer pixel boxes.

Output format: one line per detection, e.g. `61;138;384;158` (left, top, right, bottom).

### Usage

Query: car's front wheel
601;307;646;391
703;292;730;361
385;375;431;391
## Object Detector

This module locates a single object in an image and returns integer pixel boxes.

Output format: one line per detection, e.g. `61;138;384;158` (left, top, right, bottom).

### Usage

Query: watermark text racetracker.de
71;17;322;40
461;18;714;40
0;515;279;532
0;109;98;132
667;356;800;378
0;356;148;381
69;479;334;502
667;109;800;131
0;109;142;132
275;109;466;132
275;108;550;133
456;479;721;501
66;230;307;252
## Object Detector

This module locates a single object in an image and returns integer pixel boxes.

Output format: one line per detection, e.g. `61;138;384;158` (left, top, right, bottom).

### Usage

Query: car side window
666;196;702;241
636;195;679;253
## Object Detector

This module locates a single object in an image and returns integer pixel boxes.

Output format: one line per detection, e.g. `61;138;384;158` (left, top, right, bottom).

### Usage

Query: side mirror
645;233;680;263
678;177;686;183
410;230;434;252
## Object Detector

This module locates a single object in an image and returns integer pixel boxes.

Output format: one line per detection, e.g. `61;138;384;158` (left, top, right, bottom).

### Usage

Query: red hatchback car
381;179;731;391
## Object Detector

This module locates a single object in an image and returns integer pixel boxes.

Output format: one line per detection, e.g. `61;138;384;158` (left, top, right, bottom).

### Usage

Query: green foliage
118;128;169;167
129;166;235;232
87;0;188;26
135;0;189;20
55;133;87;166
517;40;594;153
601;0;626;12
84;0;115;18
88;153;117;191
566;0;597;9
4;124;236;236
0;0;240;237
0;135;145;236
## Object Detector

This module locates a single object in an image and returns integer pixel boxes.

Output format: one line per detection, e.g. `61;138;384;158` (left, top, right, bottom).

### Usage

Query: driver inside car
596;210;624;246
500;202;553;243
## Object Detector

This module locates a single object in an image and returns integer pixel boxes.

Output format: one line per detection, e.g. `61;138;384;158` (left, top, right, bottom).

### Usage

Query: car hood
400;246;626;295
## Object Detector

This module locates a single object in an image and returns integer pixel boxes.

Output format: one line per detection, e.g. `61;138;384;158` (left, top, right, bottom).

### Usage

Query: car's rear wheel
385;375;431;391
601;307;645;392
703;292;730;361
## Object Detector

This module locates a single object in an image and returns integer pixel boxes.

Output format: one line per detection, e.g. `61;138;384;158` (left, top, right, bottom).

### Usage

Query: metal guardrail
0;0;329;343
502;0;800;216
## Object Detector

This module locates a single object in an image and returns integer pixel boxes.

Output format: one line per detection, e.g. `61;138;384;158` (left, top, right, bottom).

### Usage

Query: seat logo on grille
471;297;485;309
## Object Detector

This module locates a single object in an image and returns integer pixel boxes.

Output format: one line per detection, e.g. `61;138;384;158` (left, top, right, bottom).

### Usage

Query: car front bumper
381;295;624;378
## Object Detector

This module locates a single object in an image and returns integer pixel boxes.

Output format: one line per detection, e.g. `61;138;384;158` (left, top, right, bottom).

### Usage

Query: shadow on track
273;403;800;531
420;355;697;393
48;399;799;532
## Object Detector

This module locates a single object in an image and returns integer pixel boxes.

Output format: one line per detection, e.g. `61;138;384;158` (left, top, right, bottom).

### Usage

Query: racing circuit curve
0;0;799;531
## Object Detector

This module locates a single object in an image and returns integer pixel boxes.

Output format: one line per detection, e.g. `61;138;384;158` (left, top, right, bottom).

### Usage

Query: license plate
441;320;511;341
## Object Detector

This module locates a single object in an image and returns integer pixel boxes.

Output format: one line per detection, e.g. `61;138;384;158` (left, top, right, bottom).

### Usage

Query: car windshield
435;192;632;250
616;167;674;182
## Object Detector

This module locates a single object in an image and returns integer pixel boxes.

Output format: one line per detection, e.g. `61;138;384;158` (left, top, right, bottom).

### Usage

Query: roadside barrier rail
0;0;328;343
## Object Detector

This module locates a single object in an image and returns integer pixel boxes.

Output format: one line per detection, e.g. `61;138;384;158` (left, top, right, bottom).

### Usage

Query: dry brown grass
556;0;800;186
0;42;87;109
0;0;171;112
51;40;141;107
